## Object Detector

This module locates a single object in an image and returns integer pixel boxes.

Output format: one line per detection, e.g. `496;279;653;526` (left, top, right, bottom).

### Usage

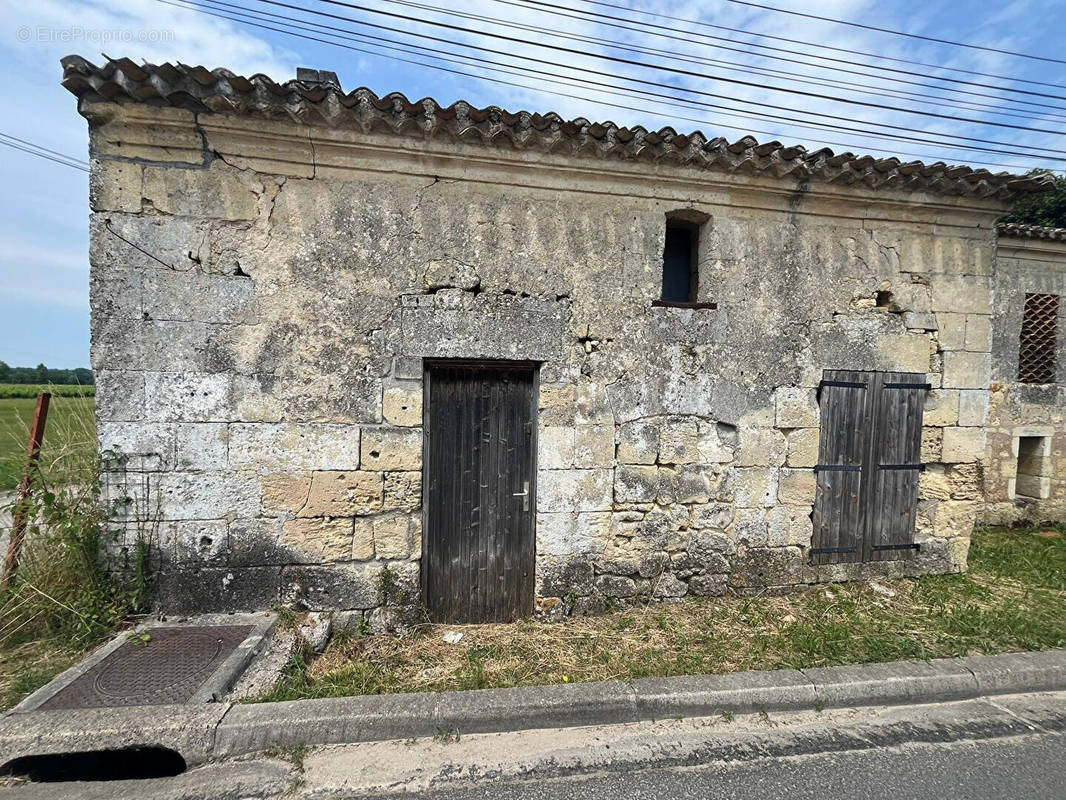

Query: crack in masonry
307;131;317;179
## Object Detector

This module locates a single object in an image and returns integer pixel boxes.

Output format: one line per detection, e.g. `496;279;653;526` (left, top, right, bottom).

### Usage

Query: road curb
2;649;1064;766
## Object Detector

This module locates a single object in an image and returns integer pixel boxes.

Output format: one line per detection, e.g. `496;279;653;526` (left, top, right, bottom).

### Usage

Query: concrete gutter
2;649;1063;767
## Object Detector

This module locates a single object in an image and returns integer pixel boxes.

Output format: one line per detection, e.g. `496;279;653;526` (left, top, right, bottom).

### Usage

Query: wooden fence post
1;392;51;591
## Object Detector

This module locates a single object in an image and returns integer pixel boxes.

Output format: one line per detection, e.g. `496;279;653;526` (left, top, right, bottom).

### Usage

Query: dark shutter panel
866;372;926;561
811;370;871;565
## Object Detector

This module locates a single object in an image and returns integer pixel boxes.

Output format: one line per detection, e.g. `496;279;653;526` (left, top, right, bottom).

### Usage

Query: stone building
63;56;1060;625
982;224;1066;525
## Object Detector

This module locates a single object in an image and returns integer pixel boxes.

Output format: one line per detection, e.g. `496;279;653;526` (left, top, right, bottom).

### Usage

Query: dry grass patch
258;528;1066;702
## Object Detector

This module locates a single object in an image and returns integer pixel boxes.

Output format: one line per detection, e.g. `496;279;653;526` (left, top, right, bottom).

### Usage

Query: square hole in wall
1015;435;1052;500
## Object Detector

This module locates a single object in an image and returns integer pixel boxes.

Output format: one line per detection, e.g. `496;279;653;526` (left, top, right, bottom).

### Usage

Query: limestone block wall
981;235;1066;526
83;102;1008;620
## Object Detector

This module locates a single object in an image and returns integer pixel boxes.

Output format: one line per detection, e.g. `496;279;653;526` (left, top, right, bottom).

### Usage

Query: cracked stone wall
980;236;1066;526
85;102;1006;621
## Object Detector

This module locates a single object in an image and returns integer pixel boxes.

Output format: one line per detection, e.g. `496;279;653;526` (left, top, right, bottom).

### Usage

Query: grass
257;527;1066;702
0;395;151;712
0;392;96;491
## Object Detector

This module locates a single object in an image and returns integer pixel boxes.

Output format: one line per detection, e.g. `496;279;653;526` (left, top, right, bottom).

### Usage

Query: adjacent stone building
63;56;1061;625
982;224;1066;525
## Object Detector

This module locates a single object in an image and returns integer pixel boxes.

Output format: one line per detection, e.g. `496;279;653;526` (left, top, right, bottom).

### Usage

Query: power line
234;0;1066;155
0;133;89;172
270;0;1066;138
558;0;1066;91
387;0;1066;124
166;0;1065;168
501;0;1066;107
720;0;1066;65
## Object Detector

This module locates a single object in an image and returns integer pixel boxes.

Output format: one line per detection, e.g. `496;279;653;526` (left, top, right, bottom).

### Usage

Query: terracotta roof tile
61;55;1054;201
997;223;1066;242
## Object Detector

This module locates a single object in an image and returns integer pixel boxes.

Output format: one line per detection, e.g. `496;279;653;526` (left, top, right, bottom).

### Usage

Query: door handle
512;480;530;511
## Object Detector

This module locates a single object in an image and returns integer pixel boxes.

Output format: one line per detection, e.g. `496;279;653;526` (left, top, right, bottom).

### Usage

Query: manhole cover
40;625;253;710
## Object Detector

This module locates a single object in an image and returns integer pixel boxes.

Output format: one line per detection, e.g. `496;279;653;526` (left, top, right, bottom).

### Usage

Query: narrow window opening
1018;293;1059;384
1015;435;1052;500
661;220;698;303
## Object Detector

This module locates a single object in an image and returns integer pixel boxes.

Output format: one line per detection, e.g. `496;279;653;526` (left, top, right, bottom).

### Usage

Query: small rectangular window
1015;435;1051;500
1018;293;1059;384
661;221;698;303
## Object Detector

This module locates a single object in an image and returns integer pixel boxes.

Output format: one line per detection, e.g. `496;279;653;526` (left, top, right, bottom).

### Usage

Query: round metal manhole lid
93;632;226;699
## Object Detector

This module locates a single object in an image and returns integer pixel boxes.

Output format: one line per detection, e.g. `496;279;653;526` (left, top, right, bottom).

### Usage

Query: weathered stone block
173;520;228;565
596;575;636;598
97;421;175;471
360;427;422;471
921;427;943;462
659;417;700;463
383;471;422;511
785;428;820;468
941;427;986;463
931;276;992;314
539;469;613;512
935;312;967;351
303;471;384;517
382;385;422;426
175;423;228;470
941;351;991;389
144;372;232;422
155;471;260;519
736;427;786;468
778;468;817;505
374;514;414;560
691;502;734;529
617;420;658;464
261;473;311;514
775;388;819;429
281;517;354;563
143;272;259;324
689;573;727;597
352;518;375;560
964;314;991;352
767;506;813;547
613;464;660;504
957;389;989;426
733;508;769;546
539;426;575;469
922;389;959;426
281;562;383;610
94;370;146;423
142;163;258;220
902;312;936;331
574;425;615;468
231;423;361;471
90;159;142;213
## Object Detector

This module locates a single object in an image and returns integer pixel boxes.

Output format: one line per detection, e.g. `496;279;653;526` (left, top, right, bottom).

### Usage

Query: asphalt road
369;732;1066;800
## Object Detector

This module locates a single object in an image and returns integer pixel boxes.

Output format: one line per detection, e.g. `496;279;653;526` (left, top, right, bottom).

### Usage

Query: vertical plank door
423;361;537;623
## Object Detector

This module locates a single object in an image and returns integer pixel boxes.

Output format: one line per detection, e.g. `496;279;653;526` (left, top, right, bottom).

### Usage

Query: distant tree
73;367;94;386
0;361;8;382
1002;169;1066;229
35;363;48;383
0;363;93;385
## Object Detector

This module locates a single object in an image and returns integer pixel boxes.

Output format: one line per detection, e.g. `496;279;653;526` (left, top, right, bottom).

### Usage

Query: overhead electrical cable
0;132;89;172
164;0;1066;168
245;0;1066;138
499;0;1066;106
557;0;1066;91
719;0;1066;65
375;0;1066;123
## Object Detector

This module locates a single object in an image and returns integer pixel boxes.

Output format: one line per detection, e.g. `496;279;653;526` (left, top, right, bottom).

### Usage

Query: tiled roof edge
997;223;1066;242
61;55;1055;202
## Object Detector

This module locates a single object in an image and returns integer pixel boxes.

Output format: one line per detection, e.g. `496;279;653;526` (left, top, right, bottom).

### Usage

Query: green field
0;390;96;491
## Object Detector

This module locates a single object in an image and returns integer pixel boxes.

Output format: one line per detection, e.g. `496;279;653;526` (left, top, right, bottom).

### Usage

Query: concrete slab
0;704;231;768
801;659;978;708
631;668;816;717
956;649;1066;695
11;613;276;713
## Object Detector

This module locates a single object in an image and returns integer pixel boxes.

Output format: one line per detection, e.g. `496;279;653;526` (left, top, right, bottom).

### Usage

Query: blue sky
2;0;1064;368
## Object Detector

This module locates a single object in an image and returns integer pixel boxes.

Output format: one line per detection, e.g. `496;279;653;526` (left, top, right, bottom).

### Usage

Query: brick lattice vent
1018;293;1060;384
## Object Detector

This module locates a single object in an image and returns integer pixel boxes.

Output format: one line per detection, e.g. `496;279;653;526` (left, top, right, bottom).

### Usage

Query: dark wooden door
423;361;537;623
812;370;926;565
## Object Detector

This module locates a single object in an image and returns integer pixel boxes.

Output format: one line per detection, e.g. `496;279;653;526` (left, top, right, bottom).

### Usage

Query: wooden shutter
811;370;926;564
811;370;871;565
865;372;926;561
